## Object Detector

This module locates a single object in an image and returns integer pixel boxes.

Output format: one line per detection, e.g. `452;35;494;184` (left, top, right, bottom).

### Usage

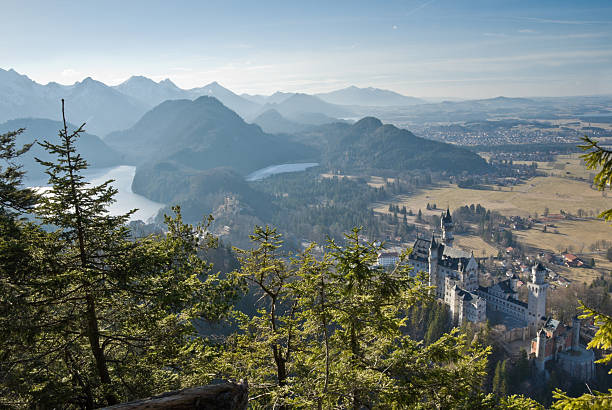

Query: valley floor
368;154;611;284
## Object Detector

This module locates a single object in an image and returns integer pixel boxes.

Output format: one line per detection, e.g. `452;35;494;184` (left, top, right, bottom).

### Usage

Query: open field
453;235;499;258
514;153;597;180
373;176;610;219
370;153;611;283
320;173;395;188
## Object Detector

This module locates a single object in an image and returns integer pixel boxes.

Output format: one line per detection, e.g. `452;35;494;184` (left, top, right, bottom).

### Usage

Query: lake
246;163;319;181
29;162;320;221
30;165;165;222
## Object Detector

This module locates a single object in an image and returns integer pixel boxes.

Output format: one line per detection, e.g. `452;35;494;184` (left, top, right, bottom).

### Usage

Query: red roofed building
562;253;584;267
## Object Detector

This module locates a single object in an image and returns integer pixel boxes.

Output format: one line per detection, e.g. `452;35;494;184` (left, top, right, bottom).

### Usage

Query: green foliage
218;226;491;408
579;136;612;222
498;394;545;409
552;388;612;409
255;172;393;244
0;128;38;217
0;106;236;407
579;303;612;371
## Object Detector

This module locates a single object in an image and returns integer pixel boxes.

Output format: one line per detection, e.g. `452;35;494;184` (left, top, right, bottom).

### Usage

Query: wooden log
100;380;248;410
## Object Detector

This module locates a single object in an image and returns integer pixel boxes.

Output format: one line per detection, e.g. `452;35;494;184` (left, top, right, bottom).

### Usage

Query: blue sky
2;0;611;98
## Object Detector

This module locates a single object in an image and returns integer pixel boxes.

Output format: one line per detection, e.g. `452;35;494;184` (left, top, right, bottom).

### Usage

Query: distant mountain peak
316;86;424;107
352;116;382;133
159;78;178;88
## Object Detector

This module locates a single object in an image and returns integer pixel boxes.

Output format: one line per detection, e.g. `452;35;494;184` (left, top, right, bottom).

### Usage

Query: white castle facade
407;208;548;328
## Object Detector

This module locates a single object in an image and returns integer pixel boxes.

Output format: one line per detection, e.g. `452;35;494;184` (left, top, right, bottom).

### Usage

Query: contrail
406;0;436;17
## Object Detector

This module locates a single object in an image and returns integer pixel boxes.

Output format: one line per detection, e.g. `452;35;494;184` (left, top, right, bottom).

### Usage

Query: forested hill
0;118;121;182
105;96;318;174
298;117;490;173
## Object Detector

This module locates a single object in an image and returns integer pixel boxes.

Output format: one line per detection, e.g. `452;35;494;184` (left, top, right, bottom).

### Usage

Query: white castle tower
428;235;442;298
441;207;454;247
527;263;548;326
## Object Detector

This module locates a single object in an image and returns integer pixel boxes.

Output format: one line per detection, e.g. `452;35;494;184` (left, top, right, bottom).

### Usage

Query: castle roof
544;318;560;332
442;207;453;223
408;237;471;265
429;233;437;250
534;262;546;271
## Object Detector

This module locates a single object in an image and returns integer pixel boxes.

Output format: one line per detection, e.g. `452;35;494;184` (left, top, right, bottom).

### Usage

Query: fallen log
100;380;248;410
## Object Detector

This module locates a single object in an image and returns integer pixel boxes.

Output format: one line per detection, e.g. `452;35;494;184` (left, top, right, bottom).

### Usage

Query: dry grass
320;173;393;188
374;176;610;218
453;235;499;258
369;153;611;283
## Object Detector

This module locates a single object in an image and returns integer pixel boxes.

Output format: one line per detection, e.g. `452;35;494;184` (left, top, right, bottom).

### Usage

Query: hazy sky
2;0;612;98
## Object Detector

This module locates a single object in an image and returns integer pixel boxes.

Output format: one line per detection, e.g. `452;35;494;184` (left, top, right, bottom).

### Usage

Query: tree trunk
86;292;117;405
100;380;248;410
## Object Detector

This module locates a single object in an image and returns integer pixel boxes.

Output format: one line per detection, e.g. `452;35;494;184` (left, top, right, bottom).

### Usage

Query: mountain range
1;68;436;136
316;86;425;106
0;69;149;136
5;67;602;139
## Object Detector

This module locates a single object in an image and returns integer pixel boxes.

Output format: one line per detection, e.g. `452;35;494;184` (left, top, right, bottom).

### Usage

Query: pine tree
492;360;502;395
0;128;38;217
580;136;612;221
0;128;46;407
500;360;508;397
218;227;492;408
1;101;236;407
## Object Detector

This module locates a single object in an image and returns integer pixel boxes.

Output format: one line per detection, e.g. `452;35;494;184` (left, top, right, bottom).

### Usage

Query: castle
407;208;548;329
532;317;595;381
407;208;594;380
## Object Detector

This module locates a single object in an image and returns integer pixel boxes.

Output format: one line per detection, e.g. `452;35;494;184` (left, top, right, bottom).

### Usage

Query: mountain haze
0;118;121;182
316;86;425;106
0;68;149;136
252;109;309;134
105;96;317;173
113;76;185;106
255;93;352;123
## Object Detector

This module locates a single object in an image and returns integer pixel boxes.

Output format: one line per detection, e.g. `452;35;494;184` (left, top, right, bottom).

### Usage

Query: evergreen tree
0;128;38;217
218;227;492;408
492;360;502;395
500;360;509;397
0;102;236;407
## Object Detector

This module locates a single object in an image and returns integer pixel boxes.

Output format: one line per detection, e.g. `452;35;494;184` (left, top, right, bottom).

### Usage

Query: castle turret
535;328;547;371
441;207;454;247
527;263;549;326
428;234;440;298
572;316;581;349
510;273;519;293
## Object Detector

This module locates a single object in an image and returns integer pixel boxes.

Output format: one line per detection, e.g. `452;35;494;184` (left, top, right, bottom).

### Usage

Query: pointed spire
429;233;437;249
